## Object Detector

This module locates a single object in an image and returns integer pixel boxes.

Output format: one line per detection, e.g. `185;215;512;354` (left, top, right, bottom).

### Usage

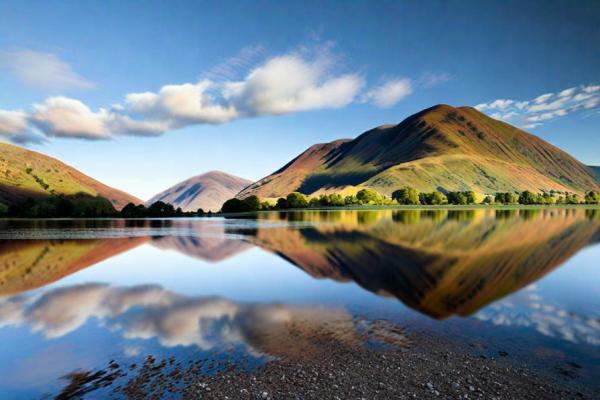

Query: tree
276;197;289;209
391;187;420;205
221;198;246;213
286;192;308;208
344;195;359;205
196;208;205;215
482;195;494;204
356;188;381;205
429;191;447;205
465;191;477;204
518;191;538;205
120;203;148;218
0;202;7;216
585;191;600;204
420;191;447;205
446;191;468;205
326;193;345;206
565;193;580;204
71;195;116;217
147;201;176;216
495;192;518;204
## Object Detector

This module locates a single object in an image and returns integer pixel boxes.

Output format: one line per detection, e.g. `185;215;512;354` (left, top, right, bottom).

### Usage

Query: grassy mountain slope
0;143;141;209
238;105;600;199
148;171;252;212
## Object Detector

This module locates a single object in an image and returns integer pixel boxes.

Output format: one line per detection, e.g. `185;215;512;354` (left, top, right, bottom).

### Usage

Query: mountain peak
239;104;600;199
148;171;252;212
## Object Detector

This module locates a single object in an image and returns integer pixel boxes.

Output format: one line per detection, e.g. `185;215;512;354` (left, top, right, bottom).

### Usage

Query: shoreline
56;322;597;399
0;204;599;220
217;204;600;218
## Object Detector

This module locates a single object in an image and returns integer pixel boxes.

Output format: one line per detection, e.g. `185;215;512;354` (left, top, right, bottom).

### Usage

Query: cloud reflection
0;283;362;360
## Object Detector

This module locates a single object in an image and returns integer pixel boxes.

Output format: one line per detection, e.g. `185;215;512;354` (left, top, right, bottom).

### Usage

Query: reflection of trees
247;208;600;319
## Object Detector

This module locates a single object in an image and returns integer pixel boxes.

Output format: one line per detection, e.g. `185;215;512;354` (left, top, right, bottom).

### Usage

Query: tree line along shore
221;188;600;213
0;188;599;218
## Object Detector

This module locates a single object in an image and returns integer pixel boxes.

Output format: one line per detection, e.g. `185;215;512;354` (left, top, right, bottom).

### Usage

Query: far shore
215;203;600;217
1;203;599;220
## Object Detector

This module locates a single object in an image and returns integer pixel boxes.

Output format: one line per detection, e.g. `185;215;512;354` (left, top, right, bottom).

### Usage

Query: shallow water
0;208;599;398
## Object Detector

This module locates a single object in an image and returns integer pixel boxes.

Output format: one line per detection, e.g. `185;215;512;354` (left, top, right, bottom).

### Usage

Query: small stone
469;385;476;391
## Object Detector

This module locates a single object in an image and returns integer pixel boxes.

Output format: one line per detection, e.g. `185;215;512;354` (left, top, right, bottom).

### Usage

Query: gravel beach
55;321;596;400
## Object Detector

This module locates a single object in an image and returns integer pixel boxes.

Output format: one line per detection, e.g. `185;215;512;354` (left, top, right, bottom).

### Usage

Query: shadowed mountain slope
0;143;141;209
148;171;252;212
238;105;600;199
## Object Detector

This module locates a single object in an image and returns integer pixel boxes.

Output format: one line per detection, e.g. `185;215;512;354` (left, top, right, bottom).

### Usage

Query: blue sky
0;0;599;199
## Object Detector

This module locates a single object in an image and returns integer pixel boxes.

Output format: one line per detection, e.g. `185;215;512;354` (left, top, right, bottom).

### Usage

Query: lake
0;208;599;398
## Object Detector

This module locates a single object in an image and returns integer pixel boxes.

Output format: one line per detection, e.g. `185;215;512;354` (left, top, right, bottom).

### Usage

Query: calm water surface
0;208;599;398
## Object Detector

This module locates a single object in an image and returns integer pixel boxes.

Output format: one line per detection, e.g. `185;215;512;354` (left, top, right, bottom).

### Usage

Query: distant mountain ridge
0;143;141;209
148;171;252;212
238;104;600;199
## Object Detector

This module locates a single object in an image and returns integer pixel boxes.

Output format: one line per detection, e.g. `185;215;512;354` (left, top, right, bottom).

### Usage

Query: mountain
238;105;600;199
590;166;600;180
148;171;252;212
244;209;600;319
0;143;141;209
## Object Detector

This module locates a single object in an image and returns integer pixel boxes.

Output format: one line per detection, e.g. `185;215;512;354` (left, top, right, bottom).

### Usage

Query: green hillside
0;143;141;209
238;105;600;199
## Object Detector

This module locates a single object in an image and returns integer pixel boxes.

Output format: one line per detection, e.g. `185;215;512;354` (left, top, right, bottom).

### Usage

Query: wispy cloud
476;83;600;129
362;78;412;108
419;72;452;88
0;49;95;90
201;45;267;82
0;46;417;143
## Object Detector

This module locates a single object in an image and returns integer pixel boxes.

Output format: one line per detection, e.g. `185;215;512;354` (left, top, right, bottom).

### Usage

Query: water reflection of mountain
245;209;600;319
151;220;251;262
1;210;599;320
0;238;148;296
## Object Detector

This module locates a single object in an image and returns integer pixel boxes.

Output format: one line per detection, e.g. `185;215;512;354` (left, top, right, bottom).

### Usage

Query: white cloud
362;78;412;108
126;81;239;124
559;87;575;97
477;83;600;129
31;97;111;140
223;54;364;114
0;109;29;136
0;109;46;144
0;49;95;90
534;93;553;104
490;111;518;121
583;84;600;94
0;47;416;143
